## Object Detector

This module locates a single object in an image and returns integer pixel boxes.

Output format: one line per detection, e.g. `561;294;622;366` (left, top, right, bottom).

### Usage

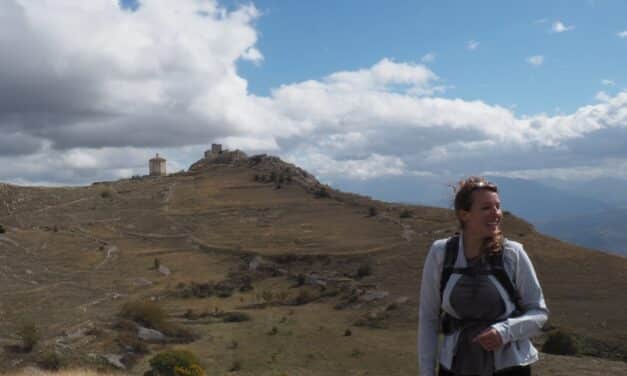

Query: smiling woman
418;176;549;376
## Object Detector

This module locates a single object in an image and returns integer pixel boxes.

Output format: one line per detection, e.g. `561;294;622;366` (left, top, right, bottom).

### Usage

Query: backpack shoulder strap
440;235;459;301
488;251;523;312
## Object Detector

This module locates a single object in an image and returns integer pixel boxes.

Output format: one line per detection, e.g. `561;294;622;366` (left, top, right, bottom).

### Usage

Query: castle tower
149;153;166;176
204;143;223;159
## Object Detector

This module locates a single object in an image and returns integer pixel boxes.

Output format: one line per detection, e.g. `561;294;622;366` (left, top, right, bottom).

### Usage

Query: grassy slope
0;161;625;375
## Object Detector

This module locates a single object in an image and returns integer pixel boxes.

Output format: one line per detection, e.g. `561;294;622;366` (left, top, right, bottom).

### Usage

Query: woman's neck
462;231;483;259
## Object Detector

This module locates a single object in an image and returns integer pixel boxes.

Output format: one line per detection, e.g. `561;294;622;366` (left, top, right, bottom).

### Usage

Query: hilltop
0;152;625;375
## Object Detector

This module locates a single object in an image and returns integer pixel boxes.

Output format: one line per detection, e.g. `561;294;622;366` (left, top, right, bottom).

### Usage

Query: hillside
0;152;626;375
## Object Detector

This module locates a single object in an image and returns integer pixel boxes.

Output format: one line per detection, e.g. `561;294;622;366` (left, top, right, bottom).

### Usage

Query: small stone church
149;153;166;176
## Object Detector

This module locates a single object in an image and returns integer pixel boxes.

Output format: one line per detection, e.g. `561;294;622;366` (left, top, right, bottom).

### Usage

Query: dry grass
0;161;626;375
4;369;123;376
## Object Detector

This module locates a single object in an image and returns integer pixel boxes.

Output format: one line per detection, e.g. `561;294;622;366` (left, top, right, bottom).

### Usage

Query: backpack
439;235;522;334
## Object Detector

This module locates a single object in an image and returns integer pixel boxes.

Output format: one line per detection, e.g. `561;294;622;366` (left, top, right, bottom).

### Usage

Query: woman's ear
457;209;470;225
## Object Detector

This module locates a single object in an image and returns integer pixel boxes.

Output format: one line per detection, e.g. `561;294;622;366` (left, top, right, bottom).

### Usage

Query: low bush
0;224;5;234
367;207;378;217
313;186;330;198
292;289;318;305
296;273;306;287
174;364;205;376
229;360;242;372
38;350;64;370
542;329;581;356
17;323;40;352
261;290;273;303
147;350;204;376
100;189;113;199
399;209;412;218
221;312;251;323
357;264;372;278
120;301;167;331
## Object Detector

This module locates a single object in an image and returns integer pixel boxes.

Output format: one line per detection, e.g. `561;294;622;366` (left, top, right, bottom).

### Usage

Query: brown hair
453;176;504;254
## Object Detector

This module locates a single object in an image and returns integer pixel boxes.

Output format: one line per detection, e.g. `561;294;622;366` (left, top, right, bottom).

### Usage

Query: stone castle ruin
204;143;222;159
149;153;166;176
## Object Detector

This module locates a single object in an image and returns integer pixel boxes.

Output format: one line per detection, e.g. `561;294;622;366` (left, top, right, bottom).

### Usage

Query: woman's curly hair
453;176;504;254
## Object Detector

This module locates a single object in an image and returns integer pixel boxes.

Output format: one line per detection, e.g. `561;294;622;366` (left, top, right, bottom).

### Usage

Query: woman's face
459;189;502;238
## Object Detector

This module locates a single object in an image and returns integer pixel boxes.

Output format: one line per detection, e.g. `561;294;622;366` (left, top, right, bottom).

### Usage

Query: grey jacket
418;235;549;375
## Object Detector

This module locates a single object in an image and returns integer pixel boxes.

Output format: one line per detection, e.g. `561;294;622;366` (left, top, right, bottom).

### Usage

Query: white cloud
466;40;479;51
617;30;627;38
242;47;263;64
421;52;436;63
526;55;544;66
483;159;627;181
595;91;610;102
286;152;407;181
552;21;575;33
1;1;627;188
601;79;615;86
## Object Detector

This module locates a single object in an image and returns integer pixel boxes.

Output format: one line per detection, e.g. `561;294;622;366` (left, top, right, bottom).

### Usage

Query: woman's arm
491;243;549;344
418;241;443;376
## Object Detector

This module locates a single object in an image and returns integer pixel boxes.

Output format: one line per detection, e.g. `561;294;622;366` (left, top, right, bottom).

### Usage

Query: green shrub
399;209;412;218
38;350;64;370
0;224;5;234
100;189;113;199
174;364;205;376
120;300;167;331
314;186;330;198
296;274;306;287
229;360;242;372
17;323;40;352
292;289;317;305
367;207;377;217
261;290;273;303
542;329;581;356
148;350;204;376
221;312;251;323
357;264;372;278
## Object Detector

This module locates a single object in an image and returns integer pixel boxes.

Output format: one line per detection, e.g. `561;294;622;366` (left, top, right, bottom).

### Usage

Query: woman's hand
472;328;503;351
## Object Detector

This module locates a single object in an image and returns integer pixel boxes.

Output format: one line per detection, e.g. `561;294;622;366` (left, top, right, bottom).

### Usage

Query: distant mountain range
330;175;627;257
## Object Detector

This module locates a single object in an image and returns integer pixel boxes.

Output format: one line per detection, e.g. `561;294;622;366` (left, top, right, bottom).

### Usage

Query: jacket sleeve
418;241;442;376
492;244;549;344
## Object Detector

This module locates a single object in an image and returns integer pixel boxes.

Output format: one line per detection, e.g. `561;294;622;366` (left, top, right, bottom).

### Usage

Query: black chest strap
440;235;522;312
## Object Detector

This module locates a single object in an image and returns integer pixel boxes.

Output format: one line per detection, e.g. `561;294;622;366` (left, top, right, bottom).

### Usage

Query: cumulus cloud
595;91;611;102
0;0;263;152
526;55;544;66
601;79;615;86
466;40;479;51
421;52;436;63
617;30;627;38
1;0;627;188
551;21;574;33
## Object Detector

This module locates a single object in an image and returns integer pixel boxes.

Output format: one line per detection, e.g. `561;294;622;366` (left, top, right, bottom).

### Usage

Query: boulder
137;326;166;342
102;354;126;369
158;265;171;276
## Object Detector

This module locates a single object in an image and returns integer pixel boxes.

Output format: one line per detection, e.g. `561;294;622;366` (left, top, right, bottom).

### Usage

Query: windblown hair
453;176;504;254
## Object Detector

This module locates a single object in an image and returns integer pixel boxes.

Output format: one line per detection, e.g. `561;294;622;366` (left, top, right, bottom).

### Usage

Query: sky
1;0;627;191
